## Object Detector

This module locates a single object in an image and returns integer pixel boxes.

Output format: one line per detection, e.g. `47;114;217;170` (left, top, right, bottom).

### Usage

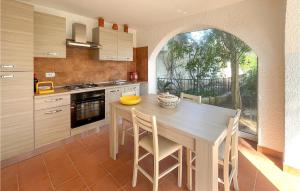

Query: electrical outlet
45;72;55;78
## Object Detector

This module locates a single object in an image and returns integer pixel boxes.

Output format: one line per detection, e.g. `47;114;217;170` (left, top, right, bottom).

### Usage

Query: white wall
137;0;286;153
285;0;300;170
21;3;137;47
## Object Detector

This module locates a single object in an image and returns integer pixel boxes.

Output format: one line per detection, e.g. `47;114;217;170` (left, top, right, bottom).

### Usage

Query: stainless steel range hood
66;23;101;49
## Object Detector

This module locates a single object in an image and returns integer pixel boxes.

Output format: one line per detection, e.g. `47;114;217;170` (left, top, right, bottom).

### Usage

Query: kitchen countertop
34;81;145;97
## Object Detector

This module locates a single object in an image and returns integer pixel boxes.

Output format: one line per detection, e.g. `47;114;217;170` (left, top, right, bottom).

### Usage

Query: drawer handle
1;65;14;68
47;52;57;56
1;74;14;78
44;98;63;102
45;109;62;114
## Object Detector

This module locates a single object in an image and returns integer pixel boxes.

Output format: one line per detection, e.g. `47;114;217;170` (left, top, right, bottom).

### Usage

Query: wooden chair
121;91;146;145
131;108;183;191
186;109;241;191
180;92;201;104
180;92;201;190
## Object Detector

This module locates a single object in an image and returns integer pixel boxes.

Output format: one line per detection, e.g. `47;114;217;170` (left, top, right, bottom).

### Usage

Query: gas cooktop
65;83;99;90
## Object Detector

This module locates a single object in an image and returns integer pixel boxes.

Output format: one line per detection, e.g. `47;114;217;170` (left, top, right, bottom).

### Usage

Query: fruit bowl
157;93;180;109
120;96;141;105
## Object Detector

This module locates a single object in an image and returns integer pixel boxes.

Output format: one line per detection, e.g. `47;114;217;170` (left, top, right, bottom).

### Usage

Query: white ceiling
22;0;243;27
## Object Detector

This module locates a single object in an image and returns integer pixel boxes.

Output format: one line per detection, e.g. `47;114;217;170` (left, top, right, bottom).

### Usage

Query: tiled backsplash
34;47;136;86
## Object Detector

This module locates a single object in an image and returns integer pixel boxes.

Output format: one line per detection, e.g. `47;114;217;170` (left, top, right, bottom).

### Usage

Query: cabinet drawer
35;105;70;148
35;94;70;110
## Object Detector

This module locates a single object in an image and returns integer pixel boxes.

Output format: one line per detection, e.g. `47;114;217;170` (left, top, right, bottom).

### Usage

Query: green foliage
157;28;257;109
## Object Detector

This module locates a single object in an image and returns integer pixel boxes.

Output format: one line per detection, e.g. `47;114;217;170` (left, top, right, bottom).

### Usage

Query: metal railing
157;77;231;97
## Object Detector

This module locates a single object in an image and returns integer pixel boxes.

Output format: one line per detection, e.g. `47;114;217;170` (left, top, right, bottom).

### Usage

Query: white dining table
109;94;236;191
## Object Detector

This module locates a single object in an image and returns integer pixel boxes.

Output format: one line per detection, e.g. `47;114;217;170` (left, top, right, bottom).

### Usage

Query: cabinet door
1;0;33;72
105;88;122;119
117;32;133;61
1;72;34;160
35;105;70;148
99;28;118;61
34;12;66;58
123;85;140;96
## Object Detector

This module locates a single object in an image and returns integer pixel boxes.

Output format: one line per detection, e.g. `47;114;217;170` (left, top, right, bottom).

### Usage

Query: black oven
71;90;105;128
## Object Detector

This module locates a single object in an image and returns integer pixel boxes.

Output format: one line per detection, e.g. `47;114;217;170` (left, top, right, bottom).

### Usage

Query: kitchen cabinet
34;94;71;148
1;0;33;72
117;32;133;61
93;28;133;61
35;105;70;148
105;87;122;120
34;12;66;58
0;0;34;161
123;85;140;96
34;94;70;148
93;27;118;61
105;84;140;120
1;72;34;160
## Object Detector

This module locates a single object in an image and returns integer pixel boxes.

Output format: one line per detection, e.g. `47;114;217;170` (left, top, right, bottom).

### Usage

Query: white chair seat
139;134;181;160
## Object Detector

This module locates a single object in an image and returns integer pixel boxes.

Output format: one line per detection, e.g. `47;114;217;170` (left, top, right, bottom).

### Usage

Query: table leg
195;139;218;191
109;105;118;160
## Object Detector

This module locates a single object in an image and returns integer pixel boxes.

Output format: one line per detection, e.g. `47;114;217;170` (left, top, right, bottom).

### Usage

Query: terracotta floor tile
75;160;108;186
42;147;78;188
18;156;53;191
2;129;293;191
110;163;133;188
124;174;153;191
254;171;279;191
102;158;125;174
56;176;87;191
90;175;119;191
1;165;19;191
158;173;188;191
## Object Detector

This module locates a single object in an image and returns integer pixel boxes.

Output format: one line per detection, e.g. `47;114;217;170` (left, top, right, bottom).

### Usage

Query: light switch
45;72;55;78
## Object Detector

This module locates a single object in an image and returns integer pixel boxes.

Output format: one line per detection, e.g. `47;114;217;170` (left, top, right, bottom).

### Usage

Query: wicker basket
157;93;180;109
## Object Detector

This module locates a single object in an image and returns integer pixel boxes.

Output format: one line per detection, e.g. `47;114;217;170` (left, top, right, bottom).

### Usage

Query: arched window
156;28;258;138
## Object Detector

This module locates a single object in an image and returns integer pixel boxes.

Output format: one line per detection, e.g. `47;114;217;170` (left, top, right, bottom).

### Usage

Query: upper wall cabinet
93;28;133;61
34;12;66;58
1;0;33;72
93;27;118;61
117;32;133;61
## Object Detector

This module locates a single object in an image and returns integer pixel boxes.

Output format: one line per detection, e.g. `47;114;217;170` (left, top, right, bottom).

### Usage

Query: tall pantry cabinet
1;0;34;160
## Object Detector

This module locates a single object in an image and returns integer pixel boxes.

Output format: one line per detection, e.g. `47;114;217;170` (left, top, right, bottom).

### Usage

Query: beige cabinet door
34;12;66;58
1;0;33;72
93;28;118;61
0;72;34;160
35;105;70;148
117;32;133;61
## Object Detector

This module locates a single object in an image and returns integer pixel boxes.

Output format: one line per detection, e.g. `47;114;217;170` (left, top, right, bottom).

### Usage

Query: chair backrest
122;91;136;96
131;108;159;157
180;92;201;104
224;109;241;165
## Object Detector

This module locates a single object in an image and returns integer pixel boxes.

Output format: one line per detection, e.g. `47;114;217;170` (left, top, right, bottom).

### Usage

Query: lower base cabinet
34;105;70;148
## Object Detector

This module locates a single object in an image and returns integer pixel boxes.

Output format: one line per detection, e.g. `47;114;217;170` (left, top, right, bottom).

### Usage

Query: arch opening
154;28;258;137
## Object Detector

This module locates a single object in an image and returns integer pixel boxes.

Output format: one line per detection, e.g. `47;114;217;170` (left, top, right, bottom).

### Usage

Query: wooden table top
111;94;236;145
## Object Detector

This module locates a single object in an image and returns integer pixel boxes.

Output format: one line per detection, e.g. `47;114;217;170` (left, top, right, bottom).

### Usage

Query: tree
206;29;251;109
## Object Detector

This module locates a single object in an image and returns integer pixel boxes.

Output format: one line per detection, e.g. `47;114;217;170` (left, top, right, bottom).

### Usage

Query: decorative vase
124;24;128;33
98;17;104;27
112;23;118;30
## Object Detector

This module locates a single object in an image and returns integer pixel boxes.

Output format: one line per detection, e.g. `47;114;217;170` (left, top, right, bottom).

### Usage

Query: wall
285;0;300;170
34;47;136;86
137;0;286;153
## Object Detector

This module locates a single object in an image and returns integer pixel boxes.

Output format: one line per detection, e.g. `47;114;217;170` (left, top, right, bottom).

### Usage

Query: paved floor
1;125;299;191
